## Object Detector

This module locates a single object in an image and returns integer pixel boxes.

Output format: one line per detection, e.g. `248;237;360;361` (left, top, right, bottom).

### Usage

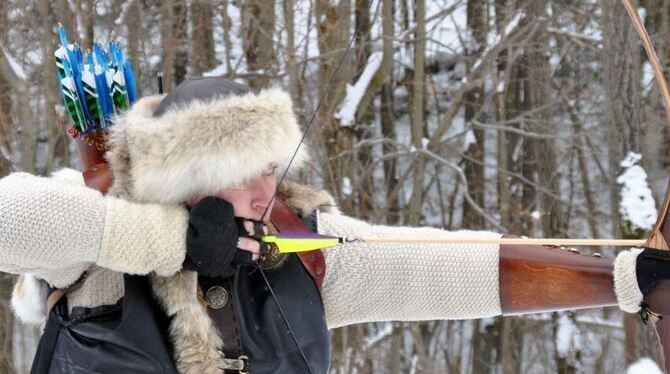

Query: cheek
215;191;252;216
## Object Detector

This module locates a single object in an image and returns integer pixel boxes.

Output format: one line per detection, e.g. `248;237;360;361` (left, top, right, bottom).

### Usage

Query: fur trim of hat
106;88;308;204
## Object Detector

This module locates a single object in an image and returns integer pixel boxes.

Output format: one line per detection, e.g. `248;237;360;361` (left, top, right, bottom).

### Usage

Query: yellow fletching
262;235;342;253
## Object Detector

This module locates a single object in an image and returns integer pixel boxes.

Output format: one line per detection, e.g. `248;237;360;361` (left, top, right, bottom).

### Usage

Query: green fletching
60;77;86;132
55;47;68;79
110;69;129;112
81;71;105;129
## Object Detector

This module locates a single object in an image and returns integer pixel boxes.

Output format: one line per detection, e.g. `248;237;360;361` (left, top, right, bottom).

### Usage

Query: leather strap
198;275;247;372
270;199;326;291
45;271;89;314
82;162;113;194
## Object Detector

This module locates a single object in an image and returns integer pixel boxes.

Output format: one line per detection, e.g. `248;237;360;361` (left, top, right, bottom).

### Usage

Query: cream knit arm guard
317;212;502;329
0;172;187;287
613;247;644;313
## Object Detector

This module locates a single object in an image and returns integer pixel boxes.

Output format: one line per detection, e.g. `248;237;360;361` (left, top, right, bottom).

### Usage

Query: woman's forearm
317;211;642;329
0;172;188;287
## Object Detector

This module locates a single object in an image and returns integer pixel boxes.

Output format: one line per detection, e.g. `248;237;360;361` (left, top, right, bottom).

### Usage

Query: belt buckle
238;355;249;374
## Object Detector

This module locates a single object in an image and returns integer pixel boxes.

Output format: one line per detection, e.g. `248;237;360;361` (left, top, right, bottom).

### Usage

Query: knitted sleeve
317;211;502;329
0;172;187;288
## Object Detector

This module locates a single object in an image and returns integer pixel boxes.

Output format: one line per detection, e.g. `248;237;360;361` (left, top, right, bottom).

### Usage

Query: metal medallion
261;243;288;270
205;285;229;309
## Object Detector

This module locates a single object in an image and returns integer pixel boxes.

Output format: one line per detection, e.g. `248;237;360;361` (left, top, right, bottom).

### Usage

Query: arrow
262;233;646;253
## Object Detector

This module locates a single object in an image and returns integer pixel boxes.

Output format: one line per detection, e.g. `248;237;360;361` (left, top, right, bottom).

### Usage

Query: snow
556;314;578;357
462;130;476;150
421;137;429;149
363;323;392;349
617;152;657;231
424;2;467;56
627;357;662;374
472;11;524;70
637;8;647;25
335;51;383;127
643;62;655;93
203;62;228;77
342;177;352;196
113;1;133;26
531;210;541;220
496;79;505;93
1;44;27;80
147;55;161;69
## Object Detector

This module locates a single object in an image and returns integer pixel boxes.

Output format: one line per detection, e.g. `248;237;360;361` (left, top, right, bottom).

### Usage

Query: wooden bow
622;1;670;371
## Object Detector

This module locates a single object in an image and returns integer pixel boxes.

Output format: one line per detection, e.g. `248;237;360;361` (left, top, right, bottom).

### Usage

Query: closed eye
262;163;279;177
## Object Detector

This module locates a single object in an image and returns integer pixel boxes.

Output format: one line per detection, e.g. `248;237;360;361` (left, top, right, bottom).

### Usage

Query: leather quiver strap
270;199;326;291
198;276;245;361
75;136;114;194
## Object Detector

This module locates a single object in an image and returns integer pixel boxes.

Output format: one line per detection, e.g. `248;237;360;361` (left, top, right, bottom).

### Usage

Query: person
0;77;668;374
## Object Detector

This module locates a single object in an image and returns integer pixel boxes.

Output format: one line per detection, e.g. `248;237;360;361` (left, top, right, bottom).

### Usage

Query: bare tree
191;1;217;76
405;0;426;226
242;0;275;89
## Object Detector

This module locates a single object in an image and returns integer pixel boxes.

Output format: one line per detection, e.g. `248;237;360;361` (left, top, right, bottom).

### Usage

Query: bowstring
256;1;373;372
256;264;314;374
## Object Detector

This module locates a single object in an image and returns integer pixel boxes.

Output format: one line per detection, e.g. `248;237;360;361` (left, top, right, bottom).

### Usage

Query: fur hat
105;77;308;204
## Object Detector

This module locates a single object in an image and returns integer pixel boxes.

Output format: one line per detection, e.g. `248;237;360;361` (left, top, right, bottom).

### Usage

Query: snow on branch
0;43;26;81
617;152;657;231
474;11;525;70
335;51;383;127
627;358;662;374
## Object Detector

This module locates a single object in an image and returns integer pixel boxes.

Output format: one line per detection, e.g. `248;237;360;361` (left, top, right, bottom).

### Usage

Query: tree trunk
173;0;189;85
125;0;142;96
462;0;487;229
0;0;11;160
315;0;354;213
191;1;217;76
380;0;398;223
603;0;660;366
0;3;12;368
221;0;234;77
0;274;13;373
242;0;275;89
352;0;374;220
283;0;305;125
39;0;69;175
528;0;564;238
161;0;189;90
81;0;95;48
405;0;426;226
0;44;35;173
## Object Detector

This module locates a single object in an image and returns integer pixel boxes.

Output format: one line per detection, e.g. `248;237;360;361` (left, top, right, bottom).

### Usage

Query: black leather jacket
32;255;330;373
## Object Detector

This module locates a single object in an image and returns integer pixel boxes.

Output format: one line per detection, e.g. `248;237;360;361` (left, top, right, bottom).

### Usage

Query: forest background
0;0;668;372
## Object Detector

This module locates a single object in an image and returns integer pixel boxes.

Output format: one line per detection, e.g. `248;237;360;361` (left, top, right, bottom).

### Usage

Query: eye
262;163;278;177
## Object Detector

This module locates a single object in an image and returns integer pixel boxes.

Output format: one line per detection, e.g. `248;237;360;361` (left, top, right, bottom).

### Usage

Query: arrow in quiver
54;25;137;151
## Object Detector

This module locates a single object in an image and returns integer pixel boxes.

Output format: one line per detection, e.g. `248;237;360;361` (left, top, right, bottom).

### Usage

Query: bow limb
622;0;670;371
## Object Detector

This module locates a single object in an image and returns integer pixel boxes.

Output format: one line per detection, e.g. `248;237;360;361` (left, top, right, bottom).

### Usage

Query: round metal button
261;243;288;270
205;286;229;309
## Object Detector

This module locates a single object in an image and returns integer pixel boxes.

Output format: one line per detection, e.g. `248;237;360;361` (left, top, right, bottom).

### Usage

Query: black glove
183;196;256;277
636;247;670;295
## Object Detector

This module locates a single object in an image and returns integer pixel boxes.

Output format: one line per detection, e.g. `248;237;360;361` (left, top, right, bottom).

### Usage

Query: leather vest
232;254;330;373
31;256;330;373
32;274;178;373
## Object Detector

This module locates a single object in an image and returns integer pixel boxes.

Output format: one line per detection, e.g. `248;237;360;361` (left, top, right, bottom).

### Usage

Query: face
187;163;278;222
